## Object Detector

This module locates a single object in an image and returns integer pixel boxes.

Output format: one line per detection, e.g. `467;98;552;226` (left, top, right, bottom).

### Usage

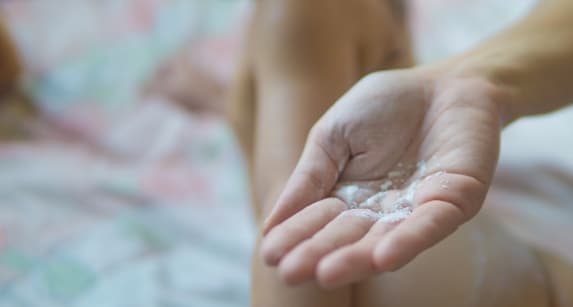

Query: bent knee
353;216;552;307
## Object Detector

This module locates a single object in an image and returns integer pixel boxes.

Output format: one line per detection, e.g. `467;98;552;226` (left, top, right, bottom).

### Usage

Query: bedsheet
0;99;255;307
0;1;255;306
2;0;572;306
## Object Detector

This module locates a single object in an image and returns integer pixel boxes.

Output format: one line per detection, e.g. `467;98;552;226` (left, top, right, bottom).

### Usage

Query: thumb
262;125;348;235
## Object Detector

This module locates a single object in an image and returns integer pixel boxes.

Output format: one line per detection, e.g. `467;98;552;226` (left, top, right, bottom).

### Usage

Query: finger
314;171;475;287
260;198;346;266
367;171;485;271
278;209;378;284
262;129;347;235
372;200;464;272
316;219;396;289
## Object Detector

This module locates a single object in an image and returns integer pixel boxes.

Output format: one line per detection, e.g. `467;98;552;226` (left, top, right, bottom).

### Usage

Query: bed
1;0;571;306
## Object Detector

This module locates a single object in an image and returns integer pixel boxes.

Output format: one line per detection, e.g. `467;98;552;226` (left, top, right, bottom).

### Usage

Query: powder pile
333;161;440;223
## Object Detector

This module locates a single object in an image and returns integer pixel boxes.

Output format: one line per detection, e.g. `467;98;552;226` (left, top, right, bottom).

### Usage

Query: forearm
440;0;573;122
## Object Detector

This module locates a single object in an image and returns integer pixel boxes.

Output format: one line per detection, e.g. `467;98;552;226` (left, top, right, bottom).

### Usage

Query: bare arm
259;0;573;290
442;0;573;122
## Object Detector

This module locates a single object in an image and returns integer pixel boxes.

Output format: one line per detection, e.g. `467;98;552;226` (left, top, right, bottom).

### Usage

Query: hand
259;67;507;288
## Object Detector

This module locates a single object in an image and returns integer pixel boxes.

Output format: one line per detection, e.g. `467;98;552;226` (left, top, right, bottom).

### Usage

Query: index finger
262;128;347;235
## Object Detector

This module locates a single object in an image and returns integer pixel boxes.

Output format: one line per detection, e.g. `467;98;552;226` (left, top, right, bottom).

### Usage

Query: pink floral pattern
3;1;572;307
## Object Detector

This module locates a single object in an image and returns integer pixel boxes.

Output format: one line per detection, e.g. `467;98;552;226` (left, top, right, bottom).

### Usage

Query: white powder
376;175;419;223
343;208;381;221
440;179;450;190
331;160;433;224
380;180;393;191
416;160;428;177
345;207;412;223
388;170;403;179
424;170;446;181
333;183;377;209
334;184;361;208
379;206;413;223
401;179;418;204
362;191;387;210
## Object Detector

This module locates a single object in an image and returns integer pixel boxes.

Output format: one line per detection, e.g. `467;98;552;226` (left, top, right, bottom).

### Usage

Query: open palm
260;68;505;288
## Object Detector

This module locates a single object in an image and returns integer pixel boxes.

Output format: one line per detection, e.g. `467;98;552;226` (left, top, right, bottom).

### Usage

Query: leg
486;161;573;306
233;11;356;306
241;2;358;305
355;214;553;307
354;160;573;306
227;0;412;306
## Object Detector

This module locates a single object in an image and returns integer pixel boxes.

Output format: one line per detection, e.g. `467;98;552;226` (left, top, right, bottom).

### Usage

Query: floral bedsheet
2;0;573;306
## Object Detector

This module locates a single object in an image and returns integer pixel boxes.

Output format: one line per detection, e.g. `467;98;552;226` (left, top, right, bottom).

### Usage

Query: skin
1;1;566;307
228;1;412;306
487;162;573;305
261;68;504;287
0;4;565;306
227;0;573;306
261;0;573;291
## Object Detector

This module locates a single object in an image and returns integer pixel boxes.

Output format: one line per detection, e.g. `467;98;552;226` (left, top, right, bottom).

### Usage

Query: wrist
421;56;518;126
